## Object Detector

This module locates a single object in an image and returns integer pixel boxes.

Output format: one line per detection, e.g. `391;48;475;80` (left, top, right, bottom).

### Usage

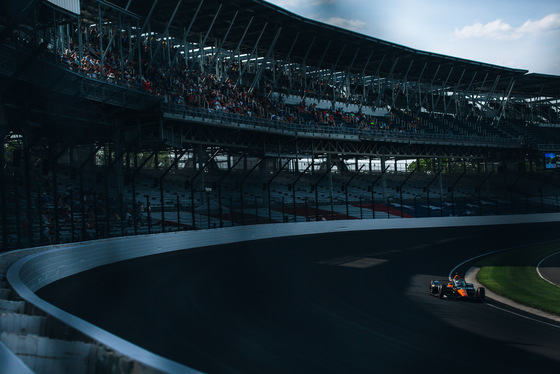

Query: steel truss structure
3;3;560;371
2;0;559;156
1;0;560;247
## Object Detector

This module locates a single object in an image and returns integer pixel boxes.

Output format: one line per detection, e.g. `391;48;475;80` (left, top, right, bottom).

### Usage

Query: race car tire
438;285;444;299
429;282;437;295
476;287;485;301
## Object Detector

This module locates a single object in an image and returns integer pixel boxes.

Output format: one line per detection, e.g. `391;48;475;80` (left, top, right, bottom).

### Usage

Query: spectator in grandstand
52;24;428;137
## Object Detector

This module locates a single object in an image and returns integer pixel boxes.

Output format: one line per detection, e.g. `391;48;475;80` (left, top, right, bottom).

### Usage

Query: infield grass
476;241;560;316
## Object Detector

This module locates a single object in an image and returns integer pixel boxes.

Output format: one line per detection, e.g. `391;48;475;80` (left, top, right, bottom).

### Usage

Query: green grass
476;241;560;316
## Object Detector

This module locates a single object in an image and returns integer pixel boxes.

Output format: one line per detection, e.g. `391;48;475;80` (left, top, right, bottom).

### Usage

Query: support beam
131;144;165;235
199;3;223;73
287;35;315;97
392;59;413;107
218;155;245;227
469;73;488;117
158;149;188;232
267;158;291;222
480;75;501;116
433;67;453;113
249;27;282;93
351;49;372;99
269;32;299;95
498;77;516;121
235;22;268;88
239;157;264;225
190;148;220;228
147;0;183;69
226;16;253;82
205;10;239;79
314;161;336;221
319;44;344;101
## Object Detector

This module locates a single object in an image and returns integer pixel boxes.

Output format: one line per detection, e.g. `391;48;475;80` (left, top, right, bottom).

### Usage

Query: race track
37;222;560;373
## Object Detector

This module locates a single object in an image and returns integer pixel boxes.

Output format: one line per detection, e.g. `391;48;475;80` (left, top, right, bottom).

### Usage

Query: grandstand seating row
48;33;559;146
2;160;560;250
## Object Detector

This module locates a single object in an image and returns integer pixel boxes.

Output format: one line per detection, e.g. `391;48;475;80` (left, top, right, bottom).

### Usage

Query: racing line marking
484;303;560;329
451;240;560;329
536;250;560;287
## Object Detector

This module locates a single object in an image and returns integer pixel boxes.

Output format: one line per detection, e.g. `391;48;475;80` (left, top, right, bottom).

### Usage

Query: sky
265;0;560;75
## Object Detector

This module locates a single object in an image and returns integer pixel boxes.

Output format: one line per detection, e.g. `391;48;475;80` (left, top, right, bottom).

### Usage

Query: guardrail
3;213;560;373
162;103;524;148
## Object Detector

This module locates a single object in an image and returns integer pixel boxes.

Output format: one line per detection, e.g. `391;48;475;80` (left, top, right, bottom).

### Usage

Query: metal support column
239;158;264;225
314;162;335;221
287;35;315;97
425;166;444;217
449;167;467;216
397;164;418;218
98;3;105;76
351;49;372;100
131;143;165;235
292;160;314;222
217;155;245;227
190;149;220;229
249;27;282;93
226;15;253;81
269;32;299;94
345;165;365;219
205;10;239;78
50;146;70;244
433;67;453;113
235;22;268;88
198;3;223;73
267;158;291;222
147;0;183;69
159;149;188;232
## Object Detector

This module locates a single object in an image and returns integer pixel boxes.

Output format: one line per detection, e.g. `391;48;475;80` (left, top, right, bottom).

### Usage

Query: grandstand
1;0;560;251
2;0;560;251
1;0;560;370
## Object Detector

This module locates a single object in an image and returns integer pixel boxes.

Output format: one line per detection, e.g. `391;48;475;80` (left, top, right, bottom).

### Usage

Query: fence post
208;193;211;229
177;194;181;230
146;195;151;234
359;196;363;219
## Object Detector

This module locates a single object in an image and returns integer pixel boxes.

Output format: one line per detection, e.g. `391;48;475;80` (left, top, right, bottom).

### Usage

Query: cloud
453;13;560;40
519;13;560;34
318;16;367;33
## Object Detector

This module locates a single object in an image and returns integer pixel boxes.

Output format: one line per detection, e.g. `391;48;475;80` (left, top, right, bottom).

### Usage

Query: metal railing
162;103;524;147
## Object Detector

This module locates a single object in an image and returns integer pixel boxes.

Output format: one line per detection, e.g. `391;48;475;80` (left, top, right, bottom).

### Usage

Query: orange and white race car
429;275;485;301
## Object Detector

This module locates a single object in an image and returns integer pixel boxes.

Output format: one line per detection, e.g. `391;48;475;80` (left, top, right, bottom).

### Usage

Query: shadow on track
38;223;560;373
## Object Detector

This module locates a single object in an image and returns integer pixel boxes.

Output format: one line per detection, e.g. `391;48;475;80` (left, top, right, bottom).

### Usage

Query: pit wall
2;214;560;373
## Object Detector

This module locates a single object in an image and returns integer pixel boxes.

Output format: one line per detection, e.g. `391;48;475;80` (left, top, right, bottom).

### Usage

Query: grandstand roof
87;0;559;98
509;74;560;98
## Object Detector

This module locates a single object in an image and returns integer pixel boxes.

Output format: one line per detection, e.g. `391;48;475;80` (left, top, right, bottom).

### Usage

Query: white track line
536;251;560;287
451;239;560;328
485;302;560;329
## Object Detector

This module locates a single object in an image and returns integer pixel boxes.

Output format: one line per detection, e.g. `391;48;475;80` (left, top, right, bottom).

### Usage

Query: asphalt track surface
539;251;560;286
38;223;560;374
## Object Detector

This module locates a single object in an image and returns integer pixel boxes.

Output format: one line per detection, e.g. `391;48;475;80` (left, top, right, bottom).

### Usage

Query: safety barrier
2;213;560;373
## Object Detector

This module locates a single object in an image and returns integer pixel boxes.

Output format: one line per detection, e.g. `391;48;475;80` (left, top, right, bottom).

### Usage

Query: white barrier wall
5;214;560;373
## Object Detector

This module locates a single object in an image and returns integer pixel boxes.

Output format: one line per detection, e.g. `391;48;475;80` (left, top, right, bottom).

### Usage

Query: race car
429;275;485;301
